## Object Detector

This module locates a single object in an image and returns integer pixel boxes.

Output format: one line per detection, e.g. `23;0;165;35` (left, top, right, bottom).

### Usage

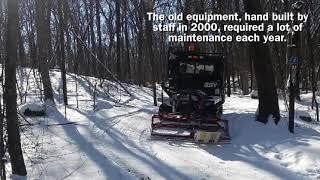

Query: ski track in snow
10;69;320;180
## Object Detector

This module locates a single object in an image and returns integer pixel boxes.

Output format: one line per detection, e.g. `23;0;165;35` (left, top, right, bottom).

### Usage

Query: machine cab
152;47;230;143
162;48;225;114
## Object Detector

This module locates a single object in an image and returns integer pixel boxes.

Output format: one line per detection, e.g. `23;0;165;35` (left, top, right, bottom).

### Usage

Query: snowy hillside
11;69;320;180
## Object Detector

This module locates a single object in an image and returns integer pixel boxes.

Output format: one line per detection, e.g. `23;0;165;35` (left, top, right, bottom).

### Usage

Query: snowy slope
10;69;320;180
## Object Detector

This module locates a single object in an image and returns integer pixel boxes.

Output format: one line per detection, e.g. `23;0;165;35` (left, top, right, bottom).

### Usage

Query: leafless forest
0;0;319;177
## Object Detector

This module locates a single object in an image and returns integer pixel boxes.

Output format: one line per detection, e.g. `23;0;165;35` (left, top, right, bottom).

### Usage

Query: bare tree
5;0;27;175
246;0;280;124
143;0;157;106
58;0;68;105
35;0;55;102
115;0;122;79
95;0;103;79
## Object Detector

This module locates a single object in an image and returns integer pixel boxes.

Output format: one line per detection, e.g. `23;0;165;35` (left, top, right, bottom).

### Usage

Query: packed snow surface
10;69;320;180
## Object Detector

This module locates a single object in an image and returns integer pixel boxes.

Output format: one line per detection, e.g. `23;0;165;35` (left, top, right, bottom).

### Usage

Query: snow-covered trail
16;70;320;180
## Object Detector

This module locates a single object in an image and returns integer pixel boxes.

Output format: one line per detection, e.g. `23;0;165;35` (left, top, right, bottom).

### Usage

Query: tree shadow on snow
54;106;193;180
47;106;135;179
198;112;320;180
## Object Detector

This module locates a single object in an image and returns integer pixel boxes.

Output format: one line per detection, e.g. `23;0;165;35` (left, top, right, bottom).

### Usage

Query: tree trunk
115;0;121;79
95;0;103;78
0;4;6;178
124;0;131;81
58;0;68;105
137;0;144;85
246;0;280;124
144;0;157;106
18;27;26;67
45;0;53;67
35;0;55;103
5;0;27;175
89;0;97;76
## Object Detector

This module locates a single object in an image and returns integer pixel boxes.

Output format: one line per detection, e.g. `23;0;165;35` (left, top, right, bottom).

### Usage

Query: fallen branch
45;122;80;126
18;112;32;125
19;121;81;127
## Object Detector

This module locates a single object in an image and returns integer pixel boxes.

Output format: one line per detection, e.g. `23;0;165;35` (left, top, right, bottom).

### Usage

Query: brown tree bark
137;0;144;85
35;0;55;102
95;0;103;78
89;0;97;76
45;0;53;67
0;2;5;179
5;0;27;175
246;0;280;124
116;0;122;79
58;0;68;105
124;0;132;81
143;0;157;106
